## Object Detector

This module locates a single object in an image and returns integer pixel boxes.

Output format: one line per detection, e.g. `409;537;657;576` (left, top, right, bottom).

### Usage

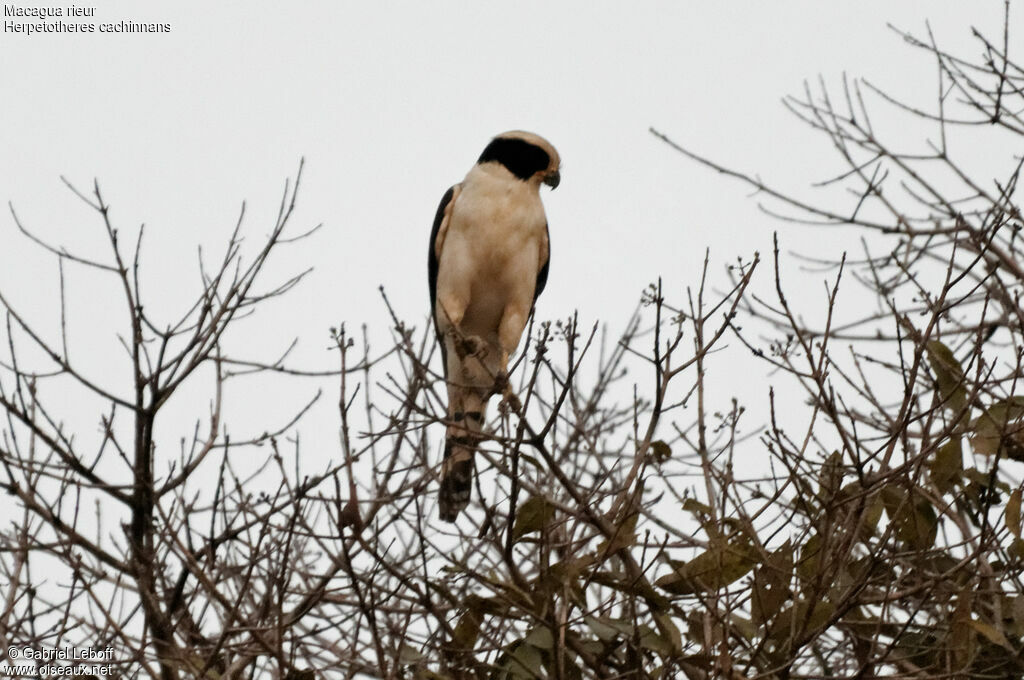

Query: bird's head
478;130;561;189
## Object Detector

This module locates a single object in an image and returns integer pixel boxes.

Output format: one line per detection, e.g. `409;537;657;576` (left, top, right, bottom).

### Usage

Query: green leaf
860;490;885;542
584;616;621;641
796;534;823;584
730;614;758;642
651;440;672;462
652;611;683;655
639;624;673;656
451;600;484;650
891;631;940;668
1007;487;1022;539
882;485;938;550
818;451;844;499
512;494;555;541
968;619;1014;651
523;626;554;650
929;437;963;493
752;542;793;625
903;499;938;550
767;599;836;649
1012;595;1024;631
950;593;977;670
519;453;544;470
655;538;758;594
962;467;1010;494
804;599;836;631
926;340;967;414
597;494;642;555
969;397;1024;456
597;505;640;555
682;498;712;517
834;483;884;543
398;644;424;664
504;641;543;678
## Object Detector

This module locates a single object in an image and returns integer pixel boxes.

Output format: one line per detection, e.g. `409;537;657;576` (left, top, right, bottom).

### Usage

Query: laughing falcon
428;131;560;522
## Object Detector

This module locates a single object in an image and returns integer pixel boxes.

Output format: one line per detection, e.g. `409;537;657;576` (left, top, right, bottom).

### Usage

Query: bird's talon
501;391;522;413
456;335;486;359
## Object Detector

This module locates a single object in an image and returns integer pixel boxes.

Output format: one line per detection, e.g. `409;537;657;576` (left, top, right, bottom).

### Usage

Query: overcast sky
0;2;1015;466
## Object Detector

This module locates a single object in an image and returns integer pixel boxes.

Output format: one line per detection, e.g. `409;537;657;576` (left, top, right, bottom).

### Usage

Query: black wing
428;186;457;369
533;222;550;307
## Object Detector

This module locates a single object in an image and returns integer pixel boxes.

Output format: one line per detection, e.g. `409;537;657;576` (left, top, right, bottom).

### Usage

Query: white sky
0;2;1016;470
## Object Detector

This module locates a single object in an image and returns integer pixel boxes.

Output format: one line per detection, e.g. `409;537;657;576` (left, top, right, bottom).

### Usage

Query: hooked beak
543;169;560;189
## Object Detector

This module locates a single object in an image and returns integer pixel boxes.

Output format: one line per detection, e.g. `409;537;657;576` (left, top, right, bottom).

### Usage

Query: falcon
428;130;560;522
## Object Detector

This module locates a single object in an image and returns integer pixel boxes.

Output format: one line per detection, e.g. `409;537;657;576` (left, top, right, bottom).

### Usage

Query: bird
428;130;560;522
